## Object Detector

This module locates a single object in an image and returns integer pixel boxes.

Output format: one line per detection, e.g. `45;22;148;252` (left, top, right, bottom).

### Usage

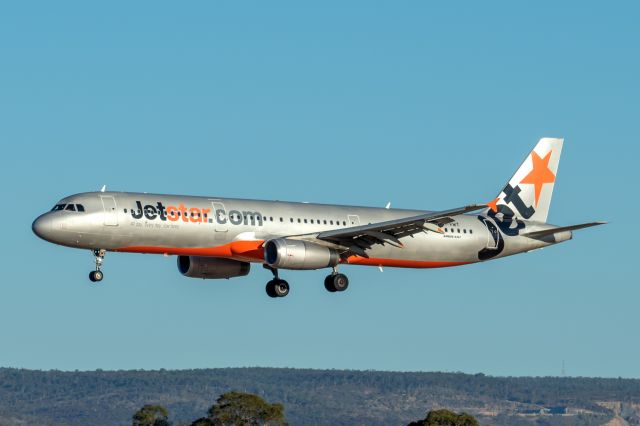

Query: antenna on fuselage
100;185;106;193
385;202;391;209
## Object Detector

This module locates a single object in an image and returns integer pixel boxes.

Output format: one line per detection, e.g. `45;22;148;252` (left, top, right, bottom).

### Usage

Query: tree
408;409;479;426
202;391;288;426
132;404;171;426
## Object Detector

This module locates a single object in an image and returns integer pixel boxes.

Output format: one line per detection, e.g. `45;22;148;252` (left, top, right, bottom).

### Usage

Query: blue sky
1;1;637;377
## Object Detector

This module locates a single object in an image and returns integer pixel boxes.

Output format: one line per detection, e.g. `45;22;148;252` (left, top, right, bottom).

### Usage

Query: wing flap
314;204;485;256
317;204;485;241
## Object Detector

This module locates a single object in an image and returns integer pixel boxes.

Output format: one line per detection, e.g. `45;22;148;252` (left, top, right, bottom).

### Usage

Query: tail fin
487;137;563;223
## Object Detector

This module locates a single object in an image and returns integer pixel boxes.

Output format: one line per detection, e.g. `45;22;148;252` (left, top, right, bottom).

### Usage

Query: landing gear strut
89;249;105;282
324;268;349;293
263;264;289;298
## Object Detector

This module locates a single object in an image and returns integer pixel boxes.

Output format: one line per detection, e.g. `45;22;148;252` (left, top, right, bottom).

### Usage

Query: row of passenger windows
444;227;473;234
249;216;348;226
51;203;85;212
124;208;349;225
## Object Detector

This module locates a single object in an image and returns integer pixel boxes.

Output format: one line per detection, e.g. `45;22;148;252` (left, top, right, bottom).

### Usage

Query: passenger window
330;220;334;225
457;228;460;233
280;217;283;222
323;220;327;224
444;228;448;232
65;204;76;211
343;221;346;226
469;229;473;234
310;219;314;224
290;218;293;223
304;219;308;224
270;217;273;221
463;229;467;234
297;218;301;223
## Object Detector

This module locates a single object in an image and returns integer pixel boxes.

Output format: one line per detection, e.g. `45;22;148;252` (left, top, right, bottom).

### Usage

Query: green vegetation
185;391;287;426
0;367;639;425
132;404;170;426
408;409;479;426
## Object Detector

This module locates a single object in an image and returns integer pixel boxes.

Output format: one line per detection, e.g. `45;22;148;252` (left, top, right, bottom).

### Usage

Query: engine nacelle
177;256;250;279
264;238;339;270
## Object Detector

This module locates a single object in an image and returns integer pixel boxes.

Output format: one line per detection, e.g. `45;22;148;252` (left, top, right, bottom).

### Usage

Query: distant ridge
1;367;639;426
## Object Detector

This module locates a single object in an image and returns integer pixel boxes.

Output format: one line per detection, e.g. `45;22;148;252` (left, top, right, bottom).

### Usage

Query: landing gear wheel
264;265;289;298
332;273;349;291
324;273;349;292
324;275;336;292
89;249;106;283
266;280;278;298
273;279;290;297
266;279;289;298
89;270;103;282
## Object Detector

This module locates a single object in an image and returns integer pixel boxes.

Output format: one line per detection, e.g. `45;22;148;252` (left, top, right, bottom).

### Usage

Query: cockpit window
65;204;76;211
51;204;66;211
76;204;85;212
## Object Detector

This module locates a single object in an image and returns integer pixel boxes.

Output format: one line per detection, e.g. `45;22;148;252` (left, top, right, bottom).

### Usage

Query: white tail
487;138;563;223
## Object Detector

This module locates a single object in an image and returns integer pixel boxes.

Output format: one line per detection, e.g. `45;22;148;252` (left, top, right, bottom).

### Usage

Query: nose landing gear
89;249;106;282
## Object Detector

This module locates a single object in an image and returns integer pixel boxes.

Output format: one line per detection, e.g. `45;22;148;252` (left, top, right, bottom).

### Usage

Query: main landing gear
264;265;289;298
324;268;349;293
263;265;349;297
89;249;106;282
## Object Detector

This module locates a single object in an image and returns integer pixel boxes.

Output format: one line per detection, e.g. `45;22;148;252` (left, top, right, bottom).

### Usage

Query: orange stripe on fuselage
115;242;469;269
114;240;265;261
345;256;469;268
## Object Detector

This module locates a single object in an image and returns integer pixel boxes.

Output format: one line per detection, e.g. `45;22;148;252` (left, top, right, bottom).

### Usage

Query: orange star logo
520;150;556;207
486;197;500;213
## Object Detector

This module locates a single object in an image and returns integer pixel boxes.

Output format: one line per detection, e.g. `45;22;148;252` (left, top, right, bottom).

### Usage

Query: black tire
273;279;290;297
265;280;278;298
89;271;103;282
332;273;349;292
324;275;336;292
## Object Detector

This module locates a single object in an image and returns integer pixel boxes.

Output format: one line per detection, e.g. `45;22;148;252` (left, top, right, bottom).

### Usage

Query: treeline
0;367;638;425
130;392;477;426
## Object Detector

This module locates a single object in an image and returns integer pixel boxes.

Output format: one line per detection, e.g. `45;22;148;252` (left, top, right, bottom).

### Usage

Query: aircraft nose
32;214;53;241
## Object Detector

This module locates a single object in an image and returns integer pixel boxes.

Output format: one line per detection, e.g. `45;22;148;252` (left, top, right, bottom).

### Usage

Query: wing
296;204;485;258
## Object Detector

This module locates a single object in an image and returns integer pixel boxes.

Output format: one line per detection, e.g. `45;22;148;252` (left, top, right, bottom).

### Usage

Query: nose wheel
89;249;106;282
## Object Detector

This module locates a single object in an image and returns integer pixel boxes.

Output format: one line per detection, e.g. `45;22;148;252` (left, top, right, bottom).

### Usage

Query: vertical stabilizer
487;138;563;223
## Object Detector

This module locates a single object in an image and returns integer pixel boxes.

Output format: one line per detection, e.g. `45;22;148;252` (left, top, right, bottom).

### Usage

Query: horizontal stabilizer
523;222;606;238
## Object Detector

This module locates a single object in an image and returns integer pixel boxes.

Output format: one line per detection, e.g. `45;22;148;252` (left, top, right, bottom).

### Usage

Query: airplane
32;138;604;298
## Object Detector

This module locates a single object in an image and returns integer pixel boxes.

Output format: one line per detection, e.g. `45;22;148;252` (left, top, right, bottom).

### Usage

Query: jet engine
177;256;250;279
264;238;339;270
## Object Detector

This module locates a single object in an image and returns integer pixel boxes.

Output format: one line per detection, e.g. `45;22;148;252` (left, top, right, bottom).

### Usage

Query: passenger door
100;195;118;226
210;200;229;233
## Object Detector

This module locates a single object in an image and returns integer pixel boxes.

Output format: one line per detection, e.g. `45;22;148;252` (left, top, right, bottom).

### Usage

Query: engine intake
177;256;250;279
264;238;339;270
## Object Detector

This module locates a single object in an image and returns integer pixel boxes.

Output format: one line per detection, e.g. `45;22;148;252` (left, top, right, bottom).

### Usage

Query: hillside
0;368;639;425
